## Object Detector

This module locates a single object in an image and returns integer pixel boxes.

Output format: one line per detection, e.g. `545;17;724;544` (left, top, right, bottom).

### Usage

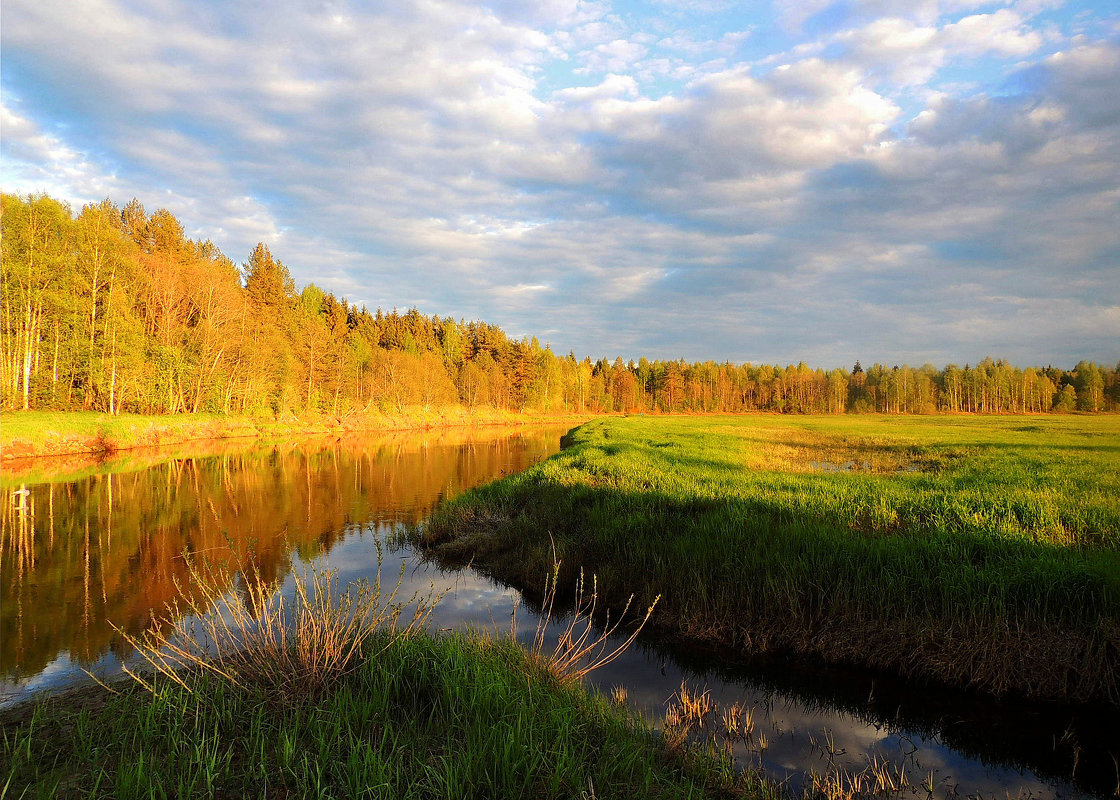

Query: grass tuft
111;546;440;701
529;550;660;684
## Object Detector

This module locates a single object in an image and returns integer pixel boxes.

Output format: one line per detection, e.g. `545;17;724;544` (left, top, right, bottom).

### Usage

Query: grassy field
416;414;1120;704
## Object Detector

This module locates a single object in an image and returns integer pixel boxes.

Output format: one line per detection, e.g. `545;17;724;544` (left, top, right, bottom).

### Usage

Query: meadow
416;414;1120;704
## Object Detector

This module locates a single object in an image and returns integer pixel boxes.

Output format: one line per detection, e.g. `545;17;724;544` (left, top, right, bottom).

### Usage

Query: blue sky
2;0;1118;368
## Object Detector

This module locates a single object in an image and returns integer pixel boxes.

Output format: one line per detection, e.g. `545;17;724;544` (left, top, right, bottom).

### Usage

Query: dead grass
749;428;958;475
110;546;441;701
525;547;660;685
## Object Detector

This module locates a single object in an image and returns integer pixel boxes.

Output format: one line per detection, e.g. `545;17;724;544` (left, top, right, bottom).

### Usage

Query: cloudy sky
2;0;1118;368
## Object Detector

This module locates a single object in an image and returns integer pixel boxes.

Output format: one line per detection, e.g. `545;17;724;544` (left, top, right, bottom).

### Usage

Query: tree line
2;192;1117;417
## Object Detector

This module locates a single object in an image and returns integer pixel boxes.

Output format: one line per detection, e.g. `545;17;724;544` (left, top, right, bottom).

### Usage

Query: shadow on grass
414;475;1120;707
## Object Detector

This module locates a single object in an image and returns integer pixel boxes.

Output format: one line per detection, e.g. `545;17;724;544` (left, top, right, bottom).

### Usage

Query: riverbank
414;415;1120;705
1;629;769;799
0;408;595;462
1;552;765;799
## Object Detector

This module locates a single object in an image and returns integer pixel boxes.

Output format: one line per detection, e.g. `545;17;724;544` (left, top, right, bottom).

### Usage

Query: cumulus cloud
577;38;650;73
812;9;1044;87
2;0;1117;365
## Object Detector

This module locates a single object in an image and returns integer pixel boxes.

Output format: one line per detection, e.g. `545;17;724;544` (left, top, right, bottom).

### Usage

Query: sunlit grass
416;414;1120;703
4;634;767;799
0;411;261;461
0;409;595;463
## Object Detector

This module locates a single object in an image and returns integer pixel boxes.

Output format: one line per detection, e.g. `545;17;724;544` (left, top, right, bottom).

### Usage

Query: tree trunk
109;327;117;415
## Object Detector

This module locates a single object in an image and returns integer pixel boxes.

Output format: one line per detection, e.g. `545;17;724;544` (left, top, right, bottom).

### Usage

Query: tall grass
415;415;1120;703
529;553;660;684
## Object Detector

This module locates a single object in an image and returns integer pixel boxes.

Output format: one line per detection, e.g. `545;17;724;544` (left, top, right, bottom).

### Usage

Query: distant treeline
2;192;1117;416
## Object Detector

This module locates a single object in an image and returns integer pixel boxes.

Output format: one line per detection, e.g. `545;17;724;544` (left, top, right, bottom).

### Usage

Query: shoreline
2;629;765;800
0;408;595;465
5;408;1110;465
421;523;1120;706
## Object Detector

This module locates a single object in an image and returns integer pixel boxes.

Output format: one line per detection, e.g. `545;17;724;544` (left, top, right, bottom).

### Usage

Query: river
1;425;1114;798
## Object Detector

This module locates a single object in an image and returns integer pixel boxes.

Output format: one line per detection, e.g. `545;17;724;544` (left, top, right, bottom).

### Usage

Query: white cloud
1;100;124;202
827;9;1042;86
940;9;1042;56
577;38;649;73
2;0;1117;366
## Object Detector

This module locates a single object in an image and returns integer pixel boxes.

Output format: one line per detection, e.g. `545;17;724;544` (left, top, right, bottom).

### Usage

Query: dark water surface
1;427;1114;798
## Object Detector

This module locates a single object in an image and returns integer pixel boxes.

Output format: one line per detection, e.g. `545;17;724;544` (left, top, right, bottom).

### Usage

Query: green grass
0;409;593;467
0;411;263;457
415;415;1120;704
1;632;762;800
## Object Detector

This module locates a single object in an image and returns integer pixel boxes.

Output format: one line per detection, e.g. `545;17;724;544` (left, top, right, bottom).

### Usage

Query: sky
2;0;1118;369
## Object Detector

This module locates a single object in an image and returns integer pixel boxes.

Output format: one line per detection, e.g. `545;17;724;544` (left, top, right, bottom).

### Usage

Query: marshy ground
416;414;1120;704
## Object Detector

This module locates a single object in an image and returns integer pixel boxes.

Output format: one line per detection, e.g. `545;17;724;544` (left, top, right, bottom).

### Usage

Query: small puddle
811;459;869;472
811;460;923;474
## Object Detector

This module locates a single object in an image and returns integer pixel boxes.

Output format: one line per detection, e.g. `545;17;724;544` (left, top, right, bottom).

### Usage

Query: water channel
1;426;1115;798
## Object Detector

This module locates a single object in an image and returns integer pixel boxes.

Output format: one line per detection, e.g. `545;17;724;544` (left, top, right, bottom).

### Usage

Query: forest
2;192;1117;418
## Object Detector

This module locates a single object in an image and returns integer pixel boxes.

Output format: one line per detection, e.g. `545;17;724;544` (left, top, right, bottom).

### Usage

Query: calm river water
1;426;1114;798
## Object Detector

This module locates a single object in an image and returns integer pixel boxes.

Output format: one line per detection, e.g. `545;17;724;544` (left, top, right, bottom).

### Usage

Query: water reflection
1;426;564;685
1;427;1114;798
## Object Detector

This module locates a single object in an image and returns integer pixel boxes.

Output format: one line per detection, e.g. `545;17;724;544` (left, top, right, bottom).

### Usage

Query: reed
529;551;660;684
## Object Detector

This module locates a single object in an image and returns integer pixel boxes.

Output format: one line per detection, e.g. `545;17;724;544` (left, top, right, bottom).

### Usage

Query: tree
827;369;847;413
1074;361;1104;412
662;361;682;411
0;194;74;410
244;243;295;310
242;244;297;414
74;201;123;406
459;360;489;408
1053;384;1077;413
439;317;464;372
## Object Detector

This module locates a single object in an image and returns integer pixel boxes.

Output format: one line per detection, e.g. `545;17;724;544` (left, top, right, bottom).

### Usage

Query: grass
414;414;1120;704
0;411;262;463
0;408;594;465
1;558;764;800
3;633;768;799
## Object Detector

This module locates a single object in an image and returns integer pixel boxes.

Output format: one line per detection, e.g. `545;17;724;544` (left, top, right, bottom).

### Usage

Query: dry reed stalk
111;546;441;700
529;548;659;685
808;754;915;799
722;701;754;742
672;683;715;729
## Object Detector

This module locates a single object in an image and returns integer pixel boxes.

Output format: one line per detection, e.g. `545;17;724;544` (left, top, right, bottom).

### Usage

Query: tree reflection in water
1;426;566;686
